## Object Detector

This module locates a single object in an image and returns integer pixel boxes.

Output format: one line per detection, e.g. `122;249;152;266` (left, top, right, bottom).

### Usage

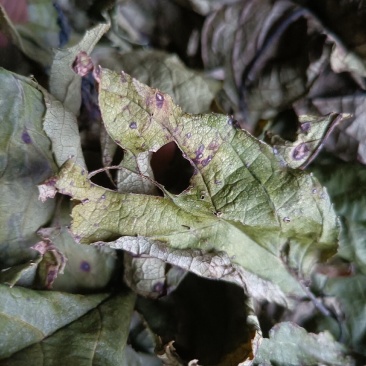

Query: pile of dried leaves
1;1;365;365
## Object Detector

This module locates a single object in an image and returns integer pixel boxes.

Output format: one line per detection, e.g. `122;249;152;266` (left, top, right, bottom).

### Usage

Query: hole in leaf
150;142;194;194
137;273;253;365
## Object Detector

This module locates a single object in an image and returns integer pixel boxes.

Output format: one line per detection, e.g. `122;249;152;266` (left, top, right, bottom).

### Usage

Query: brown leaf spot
201;155;212;167
227;116;240;129
72;51;93;76
155;92;164;109
80;260;91;272
300;122;311;133
21;130;32;144
292;143;310;160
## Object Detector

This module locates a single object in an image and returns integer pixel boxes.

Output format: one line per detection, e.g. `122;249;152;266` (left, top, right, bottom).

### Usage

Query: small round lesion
80;260;91;272
155;92;164;108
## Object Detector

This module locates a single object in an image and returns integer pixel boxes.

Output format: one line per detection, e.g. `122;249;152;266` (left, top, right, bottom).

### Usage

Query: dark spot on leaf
197;144;205;154
292;143;310;160
201;155;212;167
193;144;205;164
300;122;311;133
155;92;164;108
80;261;91;272
153;282;164;294
227;116;240;129
208;140;219;151
186;132;192;138
82;199;90;204
214;211;222;217
283;217;291;223
214;180;222;185
101;194;106;199
129;121;137;129
312;188;317;194
21;130;32;144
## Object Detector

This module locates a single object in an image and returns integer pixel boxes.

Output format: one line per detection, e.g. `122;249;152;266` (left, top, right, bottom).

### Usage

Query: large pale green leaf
54;68;339;303
50;23;110;115
2;291;135;365
253;322;351;366
0;69;56;268
0;285;109;359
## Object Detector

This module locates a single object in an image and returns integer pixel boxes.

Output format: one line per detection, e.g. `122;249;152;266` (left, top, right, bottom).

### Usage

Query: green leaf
0;257;41;288
309;1;366;79
55;68;339;304
268;113;348;169
93;49;218;114
201;0;330;125
116;150;158;195
2;291;135;365
0;285;109;359
122;311;162;365
50;23;110;115
311;160;366;271
38;227;118;293
0;69;56;268
124;254;187;299
254;322;352;366
40;89;86;168
313;273;366;357
0;0;59;67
